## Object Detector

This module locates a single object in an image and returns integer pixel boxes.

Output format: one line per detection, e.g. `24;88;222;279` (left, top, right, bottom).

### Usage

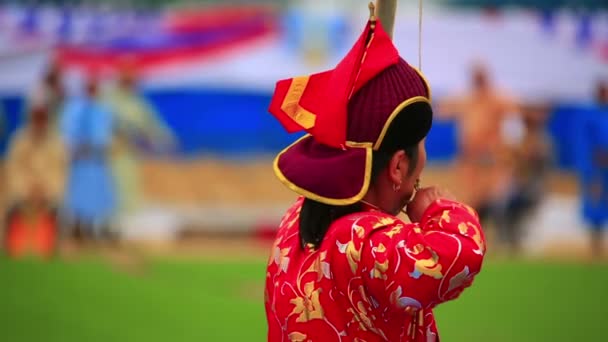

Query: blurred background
0;0;607;341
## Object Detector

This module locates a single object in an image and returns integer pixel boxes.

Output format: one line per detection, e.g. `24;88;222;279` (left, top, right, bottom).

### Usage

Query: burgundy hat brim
274;135;372;206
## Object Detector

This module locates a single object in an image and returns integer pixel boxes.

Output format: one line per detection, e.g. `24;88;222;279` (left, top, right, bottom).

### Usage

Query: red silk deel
265;197;486;341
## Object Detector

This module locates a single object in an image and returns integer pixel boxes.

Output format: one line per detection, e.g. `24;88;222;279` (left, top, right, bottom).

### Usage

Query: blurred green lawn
1;256;606;341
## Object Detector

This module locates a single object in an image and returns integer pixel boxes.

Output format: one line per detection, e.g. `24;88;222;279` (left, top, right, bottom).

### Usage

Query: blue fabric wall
0;96;25;156
0;89;583;168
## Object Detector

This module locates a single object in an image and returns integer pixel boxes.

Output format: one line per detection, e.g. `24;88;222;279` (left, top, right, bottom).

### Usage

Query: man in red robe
265;12;486;342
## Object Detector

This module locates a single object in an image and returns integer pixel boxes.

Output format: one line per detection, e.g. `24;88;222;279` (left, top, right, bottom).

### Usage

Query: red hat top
269;16;432;205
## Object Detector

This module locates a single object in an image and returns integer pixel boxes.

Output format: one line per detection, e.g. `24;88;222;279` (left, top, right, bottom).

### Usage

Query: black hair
299;144;419;249
298;99;431;248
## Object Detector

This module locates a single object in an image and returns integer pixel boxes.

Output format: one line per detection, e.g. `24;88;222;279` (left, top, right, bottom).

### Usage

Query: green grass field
1;256;607;341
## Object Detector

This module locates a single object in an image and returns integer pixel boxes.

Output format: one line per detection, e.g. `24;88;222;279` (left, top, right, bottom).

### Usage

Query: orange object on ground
5;210;57;259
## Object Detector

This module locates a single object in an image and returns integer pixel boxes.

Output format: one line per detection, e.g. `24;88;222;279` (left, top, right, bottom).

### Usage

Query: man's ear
388;150;408;185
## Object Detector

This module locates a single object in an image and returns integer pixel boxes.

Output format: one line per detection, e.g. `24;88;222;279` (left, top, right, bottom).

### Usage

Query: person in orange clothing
264;11;486;342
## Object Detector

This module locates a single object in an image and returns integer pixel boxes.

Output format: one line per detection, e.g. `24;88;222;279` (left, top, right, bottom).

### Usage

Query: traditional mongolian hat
269;8;432;206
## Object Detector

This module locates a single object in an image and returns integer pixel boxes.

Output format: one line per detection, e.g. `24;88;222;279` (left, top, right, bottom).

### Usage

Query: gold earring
414;179;421;191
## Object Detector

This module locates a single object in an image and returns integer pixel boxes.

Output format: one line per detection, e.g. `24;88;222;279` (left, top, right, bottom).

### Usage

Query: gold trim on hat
273;135;373;206
412;66;432;101
373;96;431;150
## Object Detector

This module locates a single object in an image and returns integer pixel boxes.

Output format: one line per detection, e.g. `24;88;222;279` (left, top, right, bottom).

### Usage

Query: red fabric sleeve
361;199;486;312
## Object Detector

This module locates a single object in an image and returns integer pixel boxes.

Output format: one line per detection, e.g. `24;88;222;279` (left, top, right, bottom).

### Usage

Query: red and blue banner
55;6;278;72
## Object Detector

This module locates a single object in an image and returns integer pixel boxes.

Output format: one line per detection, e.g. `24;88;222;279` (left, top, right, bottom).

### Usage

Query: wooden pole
375;0;398;39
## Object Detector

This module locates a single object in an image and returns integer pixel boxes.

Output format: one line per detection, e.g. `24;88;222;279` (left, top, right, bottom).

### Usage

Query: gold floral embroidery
289;281;324;322
268;236;282;266
313;251;331;281
373;217;396;229
353;223;366;238
270;247;291;273
337;241;361;274
439;210;451;228
357;285;370;304
347;243;362;274
288;332;307;342
464;204;477;218
408;243;425;255
458;222;485;254
384;224;403;238
371;260;389;280
411;248;443;279
286;214;299;229
348;301;375;333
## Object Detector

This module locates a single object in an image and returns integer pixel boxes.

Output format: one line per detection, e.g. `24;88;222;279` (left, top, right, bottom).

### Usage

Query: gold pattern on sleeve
410;247;443;280
353;223;366;238
410;244;425;254
373;243;387;254
383;224;403;238
288;332;308;342
373;217;396;229
458;222;485;255
464;204;478;218
347;243;362;274
439;210;451;228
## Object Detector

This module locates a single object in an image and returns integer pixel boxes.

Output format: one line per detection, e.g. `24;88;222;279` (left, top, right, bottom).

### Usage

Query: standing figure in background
29;60;65;127
60;75;115;242
576;80;608;259
4;95;66;258
104;62;174;232
437;63;520;222
493;105;552;254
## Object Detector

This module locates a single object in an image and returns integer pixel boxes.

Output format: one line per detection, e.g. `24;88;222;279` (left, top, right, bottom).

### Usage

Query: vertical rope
418;0;423;70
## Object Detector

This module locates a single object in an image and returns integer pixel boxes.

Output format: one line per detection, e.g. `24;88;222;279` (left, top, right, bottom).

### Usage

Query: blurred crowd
436;63;608;258
1;58;607;260
2;59;175;259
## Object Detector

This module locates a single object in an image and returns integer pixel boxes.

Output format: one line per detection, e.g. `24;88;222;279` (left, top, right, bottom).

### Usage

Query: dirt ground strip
139;159;579;207
0;159;578;211
2;159;599;267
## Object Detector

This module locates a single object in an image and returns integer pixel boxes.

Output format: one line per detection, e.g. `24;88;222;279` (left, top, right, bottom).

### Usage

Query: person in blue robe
576;81;608;258
60;76;116;241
